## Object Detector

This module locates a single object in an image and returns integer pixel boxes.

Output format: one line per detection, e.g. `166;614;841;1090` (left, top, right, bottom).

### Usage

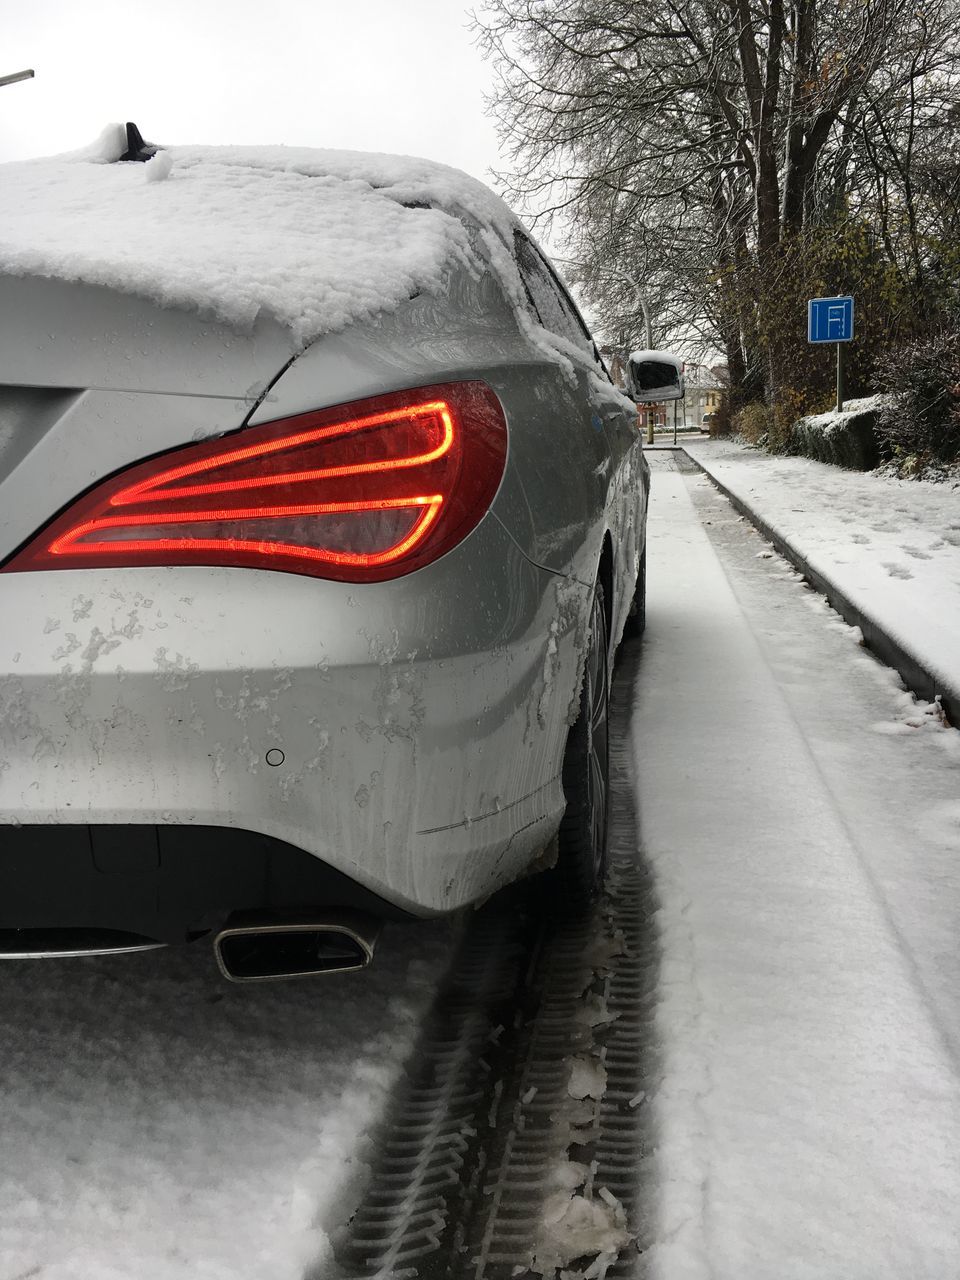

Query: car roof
0;125;522;348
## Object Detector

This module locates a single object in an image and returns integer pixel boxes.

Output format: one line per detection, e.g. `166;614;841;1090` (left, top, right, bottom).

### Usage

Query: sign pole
837;342;846;413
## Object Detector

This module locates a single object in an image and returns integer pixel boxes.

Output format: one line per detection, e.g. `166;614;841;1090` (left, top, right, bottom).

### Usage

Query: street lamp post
554;257;653;351
629;278;653;352
555;258;656;441
0;70;35;88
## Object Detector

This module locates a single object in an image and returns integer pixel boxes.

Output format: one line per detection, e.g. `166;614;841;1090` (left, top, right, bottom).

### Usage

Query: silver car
0;130;650;978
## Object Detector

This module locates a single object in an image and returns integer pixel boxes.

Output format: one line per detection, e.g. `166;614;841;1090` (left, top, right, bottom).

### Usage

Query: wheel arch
597;532;615;656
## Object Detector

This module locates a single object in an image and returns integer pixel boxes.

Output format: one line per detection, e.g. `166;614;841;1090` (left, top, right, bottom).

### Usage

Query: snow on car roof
0;124;520;347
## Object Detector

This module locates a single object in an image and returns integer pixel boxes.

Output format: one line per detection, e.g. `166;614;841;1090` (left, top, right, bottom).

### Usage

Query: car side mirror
625;351;684;402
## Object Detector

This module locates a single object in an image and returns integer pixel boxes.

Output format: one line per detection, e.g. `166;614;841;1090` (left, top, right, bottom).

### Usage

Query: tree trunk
781;1;818;232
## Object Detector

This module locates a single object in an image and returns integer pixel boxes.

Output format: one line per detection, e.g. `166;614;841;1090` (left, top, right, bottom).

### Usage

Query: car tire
623;546;646;639
551;581;610;914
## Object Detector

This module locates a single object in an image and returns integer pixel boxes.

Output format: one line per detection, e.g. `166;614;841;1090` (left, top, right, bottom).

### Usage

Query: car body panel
0;162;648;932
0;388;256;563
0;274;297;398
250;261;647;597
0;513;587;915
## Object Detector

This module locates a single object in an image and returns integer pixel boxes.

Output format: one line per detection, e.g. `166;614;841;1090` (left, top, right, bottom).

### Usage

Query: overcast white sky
0;0;505;182
0;2;621;336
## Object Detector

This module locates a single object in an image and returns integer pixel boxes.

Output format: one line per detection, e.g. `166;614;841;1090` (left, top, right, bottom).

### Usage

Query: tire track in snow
325;649;658;1280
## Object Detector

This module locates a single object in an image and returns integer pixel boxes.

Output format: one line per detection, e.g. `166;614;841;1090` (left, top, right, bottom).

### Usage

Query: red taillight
3;382;508;582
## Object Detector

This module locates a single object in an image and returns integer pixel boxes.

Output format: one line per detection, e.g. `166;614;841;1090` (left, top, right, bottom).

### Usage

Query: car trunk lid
0;275;298;399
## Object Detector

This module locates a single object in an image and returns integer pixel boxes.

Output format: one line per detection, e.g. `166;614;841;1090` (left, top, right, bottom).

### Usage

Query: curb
681;448;959;727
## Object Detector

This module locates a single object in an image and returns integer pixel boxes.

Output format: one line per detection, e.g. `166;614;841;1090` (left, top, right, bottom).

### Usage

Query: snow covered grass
685;438;960;708
0;919;453;1279
877;453;960;484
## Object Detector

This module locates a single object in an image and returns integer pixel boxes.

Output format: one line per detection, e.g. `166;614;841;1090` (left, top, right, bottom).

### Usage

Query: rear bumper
0;513;589;917
0;825;413;943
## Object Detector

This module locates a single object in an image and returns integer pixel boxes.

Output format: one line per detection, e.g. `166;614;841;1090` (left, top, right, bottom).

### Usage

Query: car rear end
0;140;628;976
0;279;596;973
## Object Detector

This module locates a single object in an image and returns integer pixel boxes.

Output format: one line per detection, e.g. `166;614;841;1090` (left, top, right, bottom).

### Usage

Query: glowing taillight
2;382;508;582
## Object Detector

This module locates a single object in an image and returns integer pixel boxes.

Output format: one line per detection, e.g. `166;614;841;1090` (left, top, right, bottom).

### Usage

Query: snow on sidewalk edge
681;446;960;726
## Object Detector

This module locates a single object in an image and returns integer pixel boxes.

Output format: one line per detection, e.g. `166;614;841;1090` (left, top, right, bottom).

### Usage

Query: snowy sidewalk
683;439;960;719
634;460;960;1279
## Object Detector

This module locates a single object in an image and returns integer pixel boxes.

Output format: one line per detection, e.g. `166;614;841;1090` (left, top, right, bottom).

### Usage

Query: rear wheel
551;582;610;913
623;546;646;639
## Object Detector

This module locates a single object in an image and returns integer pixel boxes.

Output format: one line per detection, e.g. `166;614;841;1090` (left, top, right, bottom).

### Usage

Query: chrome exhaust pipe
0;928;166;959
213;910;382;982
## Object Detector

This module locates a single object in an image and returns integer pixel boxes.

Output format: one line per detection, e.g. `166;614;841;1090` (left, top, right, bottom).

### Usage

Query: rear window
514;234;597;361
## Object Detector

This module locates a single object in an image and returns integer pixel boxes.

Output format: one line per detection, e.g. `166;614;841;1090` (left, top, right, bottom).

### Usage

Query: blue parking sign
808;296;854;343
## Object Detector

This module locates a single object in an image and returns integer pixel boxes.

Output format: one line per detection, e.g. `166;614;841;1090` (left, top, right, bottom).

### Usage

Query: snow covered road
3;454;959;1280
0;920;453;1280
635;455;960;1278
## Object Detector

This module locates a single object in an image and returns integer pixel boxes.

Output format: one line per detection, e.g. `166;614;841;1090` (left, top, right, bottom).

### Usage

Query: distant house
683;363;725;426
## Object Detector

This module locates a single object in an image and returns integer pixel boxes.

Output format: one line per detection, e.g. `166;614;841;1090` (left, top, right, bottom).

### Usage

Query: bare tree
474;0;960;404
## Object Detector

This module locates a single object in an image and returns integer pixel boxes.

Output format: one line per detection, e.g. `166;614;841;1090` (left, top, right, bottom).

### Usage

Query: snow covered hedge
790;334;960;474
789;396;885;470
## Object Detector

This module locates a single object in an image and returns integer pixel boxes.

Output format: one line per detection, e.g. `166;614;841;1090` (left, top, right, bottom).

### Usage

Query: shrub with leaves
757;221;918;411
875;333;960;465
733;402;775;445
709;392;734;437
